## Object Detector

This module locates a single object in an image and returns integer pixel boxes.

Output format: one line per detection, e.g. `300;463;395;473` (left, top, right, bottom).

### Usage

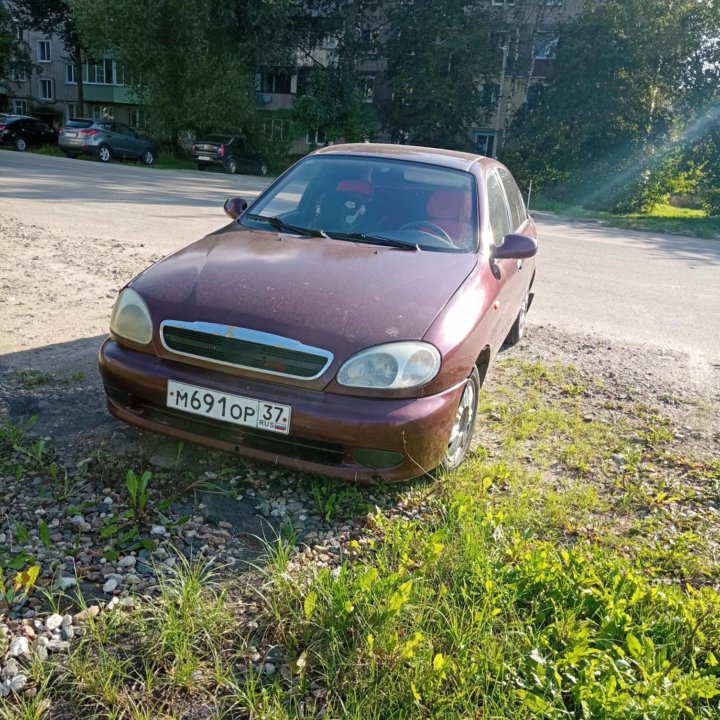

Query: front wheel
97;144;112;163
13;136;28;152
442;367;480;472
141;148;155;166
505;291;529;346
259;161;268;176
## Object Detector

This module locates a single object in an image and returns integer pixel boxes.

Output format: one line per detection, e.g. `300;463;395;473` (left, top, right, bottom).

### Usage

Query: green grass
532;198;720;239
1;359;719;718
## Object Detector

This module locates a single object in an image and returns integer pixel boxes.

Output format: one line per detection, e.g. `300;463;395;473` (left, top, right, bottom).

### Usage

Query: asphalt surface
2;148;719;374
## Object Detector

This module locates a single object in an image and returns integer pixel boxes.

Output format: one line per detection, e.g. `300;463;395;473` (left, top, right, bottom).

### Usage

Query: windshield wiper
244;213;323;238
322;231;419;251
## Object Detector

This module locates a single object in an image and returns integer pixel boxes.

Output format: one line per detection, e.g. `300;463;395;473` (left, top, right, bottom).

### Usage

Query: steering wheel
399;221;455;247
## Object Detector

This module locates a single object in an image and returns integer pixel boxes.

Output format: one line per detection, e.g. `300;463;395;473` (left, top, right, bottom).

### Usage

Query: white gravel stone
45;613;64;631
8;636;30;658
150;525;165;535
103;578;118;593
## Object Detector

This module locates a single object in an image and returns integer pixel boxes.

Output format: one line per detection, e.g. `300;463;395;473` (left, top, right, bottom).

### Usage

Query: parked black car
0;115;57;151
191;135;267;175
58;119;156;165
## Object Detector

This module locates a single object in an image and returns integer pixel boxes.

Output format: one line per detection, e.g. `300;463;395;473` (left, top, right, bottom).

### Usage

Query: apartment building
4;27;142;129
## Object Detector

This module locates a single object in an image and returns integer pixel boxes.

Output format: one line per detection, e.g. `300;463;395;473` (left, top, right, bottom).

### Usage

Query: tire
505;291;529;346
141;148;155;166
442;367;480;472
13;136;28;152
225;158;237;174
97;144;112;163
196;163;205;171
259;161;268;176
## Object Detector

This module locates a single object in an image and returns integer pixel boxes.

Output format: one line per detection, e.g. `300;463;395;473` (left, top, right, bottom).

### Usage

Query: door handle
517;260;523;271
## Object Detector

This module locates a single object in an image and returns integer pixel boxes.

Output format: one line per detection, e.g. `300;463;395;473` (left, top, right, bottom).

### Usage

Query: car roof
2;114;35;120
197;134;237;142
313;143;488;172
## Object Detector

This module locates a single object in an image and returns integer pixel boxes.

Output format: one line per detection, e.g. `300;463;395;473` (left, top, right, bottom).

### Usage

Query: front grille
161;323;331;379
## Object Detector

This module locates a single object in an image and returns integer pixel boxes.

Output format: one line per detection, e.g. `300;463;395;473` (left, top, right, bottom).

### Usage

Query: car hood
132;226;476;385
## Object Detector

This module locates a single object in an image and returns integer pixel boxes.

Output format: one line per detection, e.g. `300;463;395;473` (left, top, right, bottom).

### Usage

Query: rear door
485;169;520;345
115;122;142;157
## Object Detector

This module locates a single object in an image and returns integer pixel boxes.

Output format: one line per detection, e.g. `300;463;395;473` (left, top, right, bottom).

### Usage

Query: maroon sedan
99;144;537;482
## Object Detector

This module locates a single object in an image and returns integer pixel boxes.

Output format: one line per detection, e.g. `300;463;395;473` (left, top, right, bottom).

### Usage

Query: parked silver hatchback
58;118;156;165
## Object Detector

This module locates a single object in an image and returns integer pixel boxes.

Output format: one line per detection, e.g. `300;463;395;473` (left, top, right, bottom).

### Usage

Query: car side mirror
494;233;538;260
223;196;249;219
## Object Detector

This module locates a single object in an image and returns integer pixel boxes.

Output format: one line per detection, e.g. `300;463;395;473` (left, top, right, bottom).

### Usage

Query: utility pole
493;42;509;159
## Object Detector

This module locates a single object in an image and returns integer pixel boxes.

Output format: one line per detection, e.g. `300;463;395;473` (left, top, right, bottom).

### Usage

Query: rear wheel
195;163;205;171
141;148;155;166
442;367;480;472
225;158;237;174
97;144;112;163
259;161;268;176
13;136;27;152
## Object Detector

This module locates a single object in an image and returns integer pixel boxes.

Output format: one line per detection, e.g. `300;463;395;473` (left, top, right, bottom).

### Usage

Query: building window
39;78;54;101
257;72;292;94
360;76;375;103
305;128;327;146
492;0;515;5
12;99;28;115
37;40;51;62
66;64;75;84
475;132;495;157
129;107;147;129
533;32;558;59
264;118;288;141
65;103;77;121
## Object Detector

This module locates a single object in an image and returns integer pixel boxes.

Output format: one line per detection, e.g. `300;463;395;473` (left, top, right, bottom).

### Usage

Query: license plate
65;132;77;138
197;155;211;161
167;380;291;435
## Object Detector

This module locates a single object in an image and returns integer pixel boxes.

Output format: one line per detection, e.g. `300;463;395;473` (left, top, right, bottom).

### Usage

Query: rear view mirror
224;197;249;219
494;233;538;260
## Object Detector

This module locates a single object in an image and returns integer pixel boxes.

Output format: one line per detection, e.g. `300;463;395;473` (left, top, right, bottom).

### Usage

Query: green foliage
71;0;301;145
0;4;33;85
382;0;502;149
0;564;40;610
507;0;720;213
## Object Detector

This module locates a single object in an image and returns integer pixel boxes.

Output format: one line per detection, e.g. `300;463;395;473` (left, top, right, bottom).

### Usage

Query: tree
11;0;86;115
71;0;301;147
290;0;382;144
381;0;503;150
506;0;720;212
0;3;32;87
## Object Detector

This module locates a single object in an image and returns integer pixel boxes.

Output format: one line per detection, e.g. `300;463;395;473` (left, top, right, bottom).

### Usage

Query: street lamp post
493;42;509;159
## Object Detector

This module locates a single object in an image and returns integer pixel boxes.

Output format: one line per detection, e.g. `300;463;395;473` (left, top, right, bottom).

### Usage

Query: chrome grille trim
160;321;333;380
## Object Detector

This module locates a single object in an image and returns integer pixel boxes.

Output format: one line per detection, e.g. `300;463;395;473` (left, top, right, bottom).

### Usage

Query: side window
235;137;246;152
116;123;134;136
498;168;527;231
486;171;511;246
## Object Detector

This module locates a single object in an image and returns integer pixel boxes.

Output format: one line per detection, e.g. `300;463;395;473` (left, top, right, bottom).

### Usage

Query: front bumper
98;339;465;483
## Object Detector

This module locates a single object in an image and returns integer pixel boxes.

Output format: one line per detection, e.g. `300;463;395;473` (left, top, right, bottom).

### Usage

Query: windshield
241;155;479;252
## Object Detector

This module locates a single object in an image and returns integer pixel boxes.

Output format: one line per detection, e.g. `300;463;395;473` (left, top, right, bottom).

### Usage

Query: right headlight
337;341;441;390
110;288;153;345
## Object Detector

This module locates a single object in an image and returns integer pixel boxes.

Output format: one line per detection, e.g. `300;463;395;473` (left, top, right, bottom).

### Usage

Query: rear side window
498;168;527;231
486;171;511;246
65;120;92;128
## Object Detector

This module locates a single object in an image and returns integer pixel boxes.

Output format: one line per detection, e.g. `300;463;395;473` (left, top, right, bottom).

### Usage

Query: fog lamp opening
354;448;404;468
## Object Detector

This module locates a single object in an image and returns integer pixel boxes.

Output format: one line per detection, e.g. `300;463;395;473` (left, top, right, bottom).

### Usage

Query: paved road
3;149;719;371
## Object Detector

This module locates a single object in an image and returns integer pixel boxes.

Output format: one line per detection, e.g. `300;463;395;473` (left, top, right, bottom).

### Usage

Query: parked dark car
99;144;537;482
0;115;57;151
191;134;267;175
58;119;156;165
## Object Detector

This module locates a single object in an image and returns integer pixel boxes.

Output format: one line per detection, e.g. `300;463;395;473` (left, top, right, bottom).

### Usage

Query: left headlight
110;287;153;345
337;341;441;390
